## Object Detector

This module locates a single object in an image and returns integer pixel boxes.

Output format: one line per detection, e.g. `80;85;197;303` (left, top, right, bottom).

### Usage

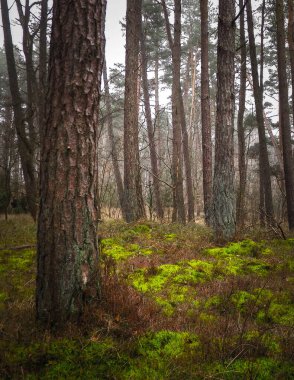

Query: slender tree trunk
246;0;273;224
123;0;145;222
200;0;212;226
236;0;247;229
36;0;106;326
276;0;294;230
140;21;164;220
1;0;37;220
103;62;126;219
211;0;236;240
161;0;186;222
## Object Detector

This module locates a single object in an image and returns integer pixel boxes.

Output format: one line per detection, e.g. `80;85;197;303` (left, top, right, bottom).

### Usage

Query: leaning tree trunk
200;0;213;226
246;0;273;225
1;0;38;221
211;0;236;240
36;0;106;326
236;0;247;229
276;0;294;230
123;0;146;222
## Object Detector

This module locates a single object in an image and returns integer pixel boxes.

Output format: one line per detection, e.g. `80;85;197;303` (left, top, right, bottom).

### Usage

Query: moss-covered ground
0;216;293;379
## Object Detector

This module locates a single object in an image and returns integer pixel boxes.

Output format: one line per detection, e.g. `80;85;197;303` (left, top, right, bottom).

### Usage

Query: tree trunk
246;0;273;224
161;0;186;223
236;0;247;229
140;21;164;220
276;0;294;230
211;0;236;240
288;0;294;126
103;62;126;219
123;0;145;222
36;0;106;326
1;0;37;221
200;0;212;226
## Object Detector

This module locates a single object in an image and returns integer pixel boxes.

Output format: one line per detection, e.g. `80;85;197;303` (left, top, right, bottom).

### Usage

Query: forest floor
0;215;293;379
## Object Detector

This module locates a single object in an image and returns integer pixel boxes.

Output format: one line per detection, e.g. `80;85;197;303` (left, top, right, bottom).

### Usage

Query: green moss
164;233;177;241
207;240;272;258
102;239;153;261
207;358;294;379
231;290;256;311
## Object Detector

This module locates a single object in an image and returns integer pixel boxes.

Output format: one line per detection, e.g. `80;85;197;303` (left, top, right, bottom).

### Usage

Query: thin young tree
211;0;236;240
123;0;146;222
36;0;106;326
200;0;212;226
275;0;294;230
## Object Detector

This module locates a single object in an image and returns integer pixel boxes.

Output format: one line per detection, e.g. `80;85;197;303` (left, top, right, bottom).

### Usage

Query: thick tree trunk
288;0;294;126
123;0;145;222
36;0;106;326
236;0;247;229
200;0;212;226
246;0;273;224
1;0;37;221
103;62;126;219
276;0;294;230
211;0;236;240
140;22;164;220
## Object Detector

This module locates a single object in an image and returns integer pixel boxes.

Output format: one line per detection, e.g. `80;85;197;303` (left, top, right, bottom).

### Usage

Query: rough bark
246;0;273;224
276;0;294;230
103;62;126;219
38;0;48;138
123;0;146;222
36;0;106;326
200;0;212;225
1;0;38;220
236;0;247;229
140;21;164;220
288;0;294;126
211;0;236;240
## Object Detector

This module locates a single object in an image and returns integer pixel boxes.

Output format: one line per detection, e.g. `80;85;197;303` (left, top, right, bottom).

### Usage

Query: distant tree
140;14;164;220
36;0;106;326
275;0;294;230
1;0;38;220
123;0;146;222
211;0;236;240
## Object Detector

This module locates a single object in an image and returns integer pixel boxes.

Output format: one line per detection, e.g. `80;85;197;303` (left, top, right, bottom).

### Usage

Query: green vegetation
0;217;293;379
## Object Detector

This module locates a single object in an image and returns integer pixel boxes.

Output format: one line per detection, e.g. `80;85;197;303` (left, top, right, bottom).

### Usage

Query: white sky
0;0;127;69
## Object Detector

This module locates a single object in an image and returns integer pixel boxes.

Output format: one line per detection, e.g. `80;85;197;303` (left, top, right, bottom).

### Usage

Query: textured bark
211;0;236;240
36;0;106;325
246;0;273;224
200;0;212;226
38;0;48;138
123;0;145;222
161;0;186;223
103;62;126;219
236;0;247;229
276;0;294;230
288;0;294;125
1;0;37;220
140;22;164;220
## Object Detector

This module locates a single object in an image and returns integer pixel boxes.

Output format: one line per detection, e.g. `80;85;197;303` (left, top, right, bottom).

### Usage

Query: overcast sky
0;0;127;69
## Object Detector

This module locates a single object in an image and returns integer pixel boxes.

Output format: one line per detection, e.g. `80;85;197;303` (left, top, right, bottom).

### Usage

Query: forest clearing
0;215;293;379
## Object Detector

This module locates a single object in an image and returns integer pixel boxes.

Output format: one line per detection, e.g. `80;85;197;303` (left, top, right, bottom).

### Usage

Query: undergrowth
0;217;293;379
